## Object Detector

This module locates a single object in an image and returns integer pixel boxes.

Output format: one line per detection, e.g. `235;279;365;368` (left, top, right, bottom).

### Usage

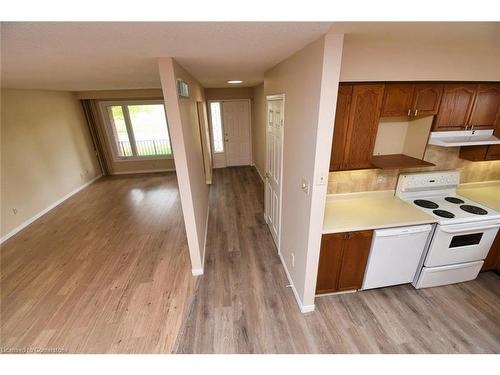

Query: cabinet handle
407;109;411;117
414;109;418;116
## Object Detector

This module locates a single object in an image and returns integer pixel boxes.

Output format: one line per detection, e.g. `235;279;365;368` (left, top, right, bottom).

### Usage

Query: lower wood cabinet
316;230;373;294
481;231;500;273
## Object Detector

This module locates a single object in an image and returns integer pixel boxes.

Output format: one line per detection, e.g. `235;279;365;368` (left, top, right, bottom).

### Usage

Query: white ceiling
0;22;332;91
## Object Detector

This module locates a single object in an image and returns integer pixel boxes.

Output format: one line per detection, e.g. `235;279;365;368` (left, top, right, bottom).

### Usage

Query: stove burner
460;205;488;215
445;197;465;204
414;199;439;209
433;209;455;218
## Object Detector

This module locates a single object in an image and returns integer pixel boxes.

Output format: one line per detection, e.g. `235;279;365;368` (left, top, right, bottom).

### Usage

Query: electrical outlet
291;252;295;268
377;175;387;184
12;208;18;215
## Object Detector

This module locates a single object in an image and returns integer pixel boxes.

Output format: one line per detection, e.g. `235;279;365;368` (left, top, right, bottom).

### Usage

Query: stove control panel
396;171;460;193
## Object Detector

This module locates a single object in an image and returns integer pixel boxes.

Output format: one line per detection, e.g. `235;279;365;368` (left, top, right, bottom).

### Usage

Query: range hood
428;129;500;147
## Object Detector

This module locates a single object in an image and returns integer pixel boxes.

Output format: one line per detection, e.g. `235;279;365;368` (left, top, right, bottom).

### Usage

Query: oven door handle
440;224;500;234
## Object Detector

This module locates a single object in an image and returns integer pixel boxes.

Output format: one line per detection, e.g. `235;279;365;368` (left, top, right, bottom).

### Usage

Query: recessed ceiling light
227;80;243;84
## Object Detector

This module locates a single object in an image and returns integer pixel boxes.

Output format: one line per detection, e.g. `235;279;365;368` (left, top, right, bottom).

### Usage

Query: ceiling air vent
177;79;189;98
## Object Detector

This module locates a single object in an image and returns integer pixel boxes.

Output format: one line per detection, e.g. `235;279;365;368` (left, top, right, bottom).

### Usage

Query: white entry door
222;101;251;166
265;97;284;249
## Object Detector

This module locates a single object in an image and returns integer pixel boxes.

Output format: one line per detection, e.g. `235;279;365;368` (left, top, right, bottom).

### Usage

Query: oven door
424;220;500;267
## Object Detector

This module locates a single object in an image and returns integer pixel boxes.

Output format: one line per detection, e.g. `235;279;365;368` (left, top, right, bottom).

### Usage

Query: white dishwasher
362;224;433;290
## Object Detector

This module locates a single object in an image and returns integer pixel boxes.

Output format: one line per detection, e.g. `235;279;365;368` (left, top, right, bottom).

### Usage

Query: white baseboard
0;174;102;244
191;268;204;276
278;252;315;314
193;203;210;277
111;168;175;175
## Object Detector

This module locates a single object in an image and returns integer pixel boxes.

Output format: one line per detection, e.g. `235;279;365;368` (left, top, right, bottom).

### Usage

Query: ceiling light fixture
227;80;243;84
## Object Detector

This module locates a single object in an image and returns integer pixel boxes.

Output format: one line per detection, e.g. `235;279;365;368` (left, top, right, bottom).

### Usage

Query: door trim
265;94;285;252
207;99;252;168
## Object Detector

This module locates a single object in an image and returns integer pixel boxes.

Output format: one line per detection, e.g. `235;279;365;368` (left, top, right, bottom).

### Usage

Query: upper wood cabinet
412;83;444;117
485;144;500;160
380;84;414;117
469;84;500;129
458;83;500;161
433;84;476;131
329;84;384;171
316;230;373;295
381;83;443;118
330;85;352;171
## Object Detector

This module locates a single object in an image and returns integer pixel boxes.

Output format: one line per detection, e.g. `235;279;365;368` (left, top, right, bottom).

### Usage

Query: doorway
208;99;252;168
265;95;284;249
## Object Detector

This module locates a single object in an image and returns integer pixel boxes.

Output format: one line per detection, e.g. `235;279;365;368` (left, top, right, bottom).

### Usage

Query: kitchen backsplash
328;145;500;194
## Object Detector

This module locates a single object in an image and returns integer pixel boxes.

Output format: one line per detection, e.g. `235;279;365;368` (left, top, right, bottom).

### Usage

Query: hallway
1;173;196;353
175;167;500;353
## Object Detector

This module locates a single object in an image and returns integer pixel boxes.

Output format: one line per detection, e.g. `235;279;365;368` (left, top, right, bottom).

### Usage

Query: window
101;100;172;159
209;102;224;153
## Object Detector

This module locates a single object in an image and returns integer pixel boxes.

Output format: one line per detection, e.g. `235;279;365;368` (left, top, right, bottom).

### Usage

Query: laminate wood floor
1;173;197;353
174;166;500;354
2;168;499;354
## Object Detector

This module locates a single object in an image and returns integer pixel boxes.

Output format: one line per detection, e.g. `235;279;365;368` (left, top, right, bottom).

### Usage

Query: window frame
99;99;173;162
207;100;225;154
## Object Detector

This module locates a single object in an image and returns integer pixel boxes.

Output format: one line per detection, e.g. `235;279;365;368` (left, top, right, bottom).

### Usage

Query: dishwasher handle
374;225;432;237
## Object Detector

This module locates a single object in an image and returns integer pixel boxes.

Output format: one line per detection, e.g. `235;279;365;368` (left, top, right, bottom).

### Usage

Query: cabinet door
337;230;373;292
485;145;500;160
380;83;413;117
469;84;500;130
316;233;345;294
481;232;500;272
412;83;443;117
344;84;384;169
330;85;353;171
433;84;477;131
459;145;489;161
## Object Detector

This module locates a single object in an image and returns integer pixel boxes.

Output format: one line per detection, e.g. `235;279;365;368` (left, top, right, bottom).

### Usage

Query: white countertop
458;181;500;212
323;190;437;234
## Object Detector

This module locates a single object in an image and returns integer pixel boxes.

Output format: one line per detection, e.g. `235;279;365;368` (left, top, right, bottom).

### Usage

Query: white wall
339;23;500;82
264;34;344;311
1;89;101;240
158;58;209;275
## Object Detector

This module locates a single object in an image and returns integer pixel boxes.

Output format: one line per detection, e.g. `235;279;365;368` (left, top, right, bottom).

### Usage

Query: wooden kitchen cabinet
469;84;500;130
459;85;500;161
459;145;489;161
329;84;384;171
433;84;477;131
381;83;443;118
412;83;444;117
485;144;500;160
381;83;414;117
330;85;352;171
481;232;500;273
316;230;373;294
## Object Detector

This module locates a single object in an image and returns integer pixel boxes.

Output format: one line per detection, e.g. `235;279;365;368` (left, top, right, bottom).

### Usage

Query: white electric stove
396;171;500;289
